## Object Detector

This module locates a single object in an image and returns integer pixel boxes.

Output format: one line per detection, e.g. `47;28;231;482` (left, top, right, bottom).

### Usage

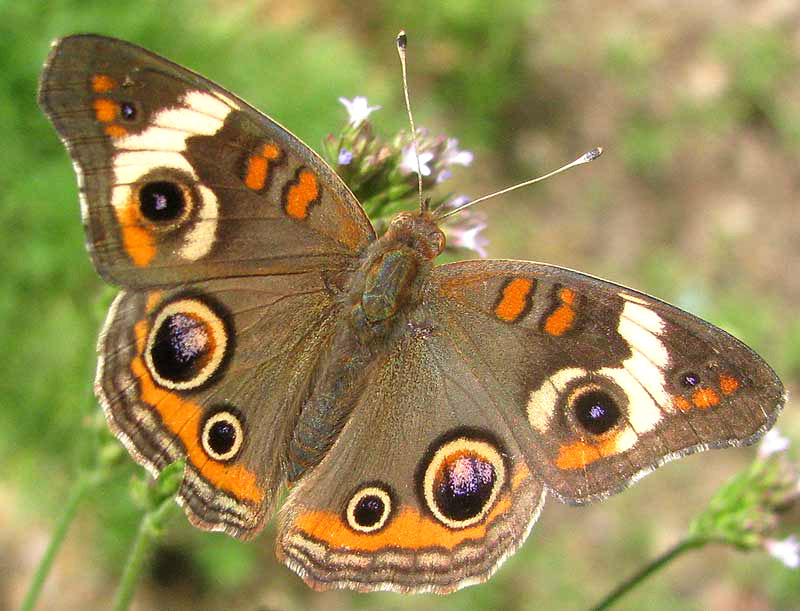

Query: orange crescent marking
115;195;156;267
692;387;720;409
511;461;531;490
105;125;128;138
556;434;621;470
91;74;115;93
286;169;319;220
494;278;534;322
131;322;263;503
145;291;164;314
93;98;117;122
719;374;740;395
294;464;531;552
556;441;601;469
295;498;511;552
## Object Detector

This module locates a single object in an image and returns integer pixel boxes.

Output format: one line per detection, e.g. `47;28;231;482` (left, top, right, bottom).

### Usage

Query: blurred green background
2;1;799;609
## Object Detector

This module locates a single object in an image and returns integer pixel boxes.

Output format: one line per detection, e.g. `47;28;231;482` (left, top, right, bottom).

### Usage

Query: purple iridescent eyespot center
682;372;700;387
433;451;496;521
139;181;185;222
120;101;136;120
151;312;212;382
574;390;620;435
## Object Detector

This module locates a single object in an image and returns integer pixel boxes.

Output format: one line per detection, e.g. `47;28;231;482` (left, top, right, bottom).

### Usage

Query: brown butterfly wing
97;273;339;538
38;34;374;288
428;259;785;504
277;316;545;592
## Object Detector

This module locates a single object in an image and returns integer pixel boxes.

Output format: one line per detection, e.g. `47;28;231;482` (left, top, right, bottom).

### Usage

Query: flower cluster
323;97;485;256
689;428;800;569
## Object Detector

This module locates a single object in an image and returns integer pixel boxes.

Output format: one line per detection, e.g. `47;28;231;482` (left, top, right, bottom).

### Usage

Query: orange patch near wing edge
294;464;529;552
556;434;622;470
494;278;534;322
692;387;720;409
286;169;319;220
673;395;692;411
131;321;263;503
91;74;115;93
294;500;509;552
720;374;740;395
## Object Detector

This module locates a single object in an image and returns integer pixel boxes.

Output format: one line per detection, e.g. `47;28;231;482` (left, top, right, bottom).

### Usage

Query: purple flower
444;195;470;210
442;138;473;166
449;222;489;258
759;428;790;458
338;148;353;165
338;96;381;127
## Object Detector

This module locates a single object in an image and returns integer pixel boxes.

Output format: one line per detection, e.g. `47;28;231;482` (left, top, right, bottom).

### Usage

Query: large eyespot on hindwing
200;405;245;462
144;296;232;391
343;482;395;533
417;429;507;530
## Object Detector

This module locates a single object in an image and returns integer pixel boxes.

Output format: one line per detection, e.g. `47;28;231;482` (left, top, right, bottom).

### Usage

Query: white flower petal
449;222;489;257
400;146;433;176
759;428;790;458
339;96;380;126
765;535;800;569
443;138;473;166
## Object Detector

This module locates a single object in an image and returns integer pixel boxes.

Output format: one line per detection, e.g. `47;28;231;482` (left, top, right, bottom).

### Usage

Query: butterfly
38;34;785;593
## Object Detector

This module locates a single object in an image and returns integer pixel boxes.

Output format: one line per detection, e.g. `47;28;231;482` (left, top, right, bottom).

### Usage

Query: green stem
590;537;707;610
111;495;177;611
20;474;97;611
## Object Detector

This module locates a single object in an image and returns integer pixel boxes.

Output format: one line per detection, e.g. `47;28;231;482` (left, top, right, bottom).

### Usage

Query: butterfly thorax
358;211;444;324
285;212;444;482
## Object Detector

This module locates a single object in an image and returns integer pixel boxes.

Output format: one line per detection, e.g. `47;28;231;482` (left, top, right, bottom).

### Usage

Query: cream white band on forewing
526;294;670;444
527;367;587;432
110;91;240;261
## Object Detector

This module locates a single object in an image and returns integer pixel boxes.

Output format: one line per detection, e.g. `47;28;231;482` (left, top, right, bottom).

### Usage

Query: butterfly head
386;211;445;260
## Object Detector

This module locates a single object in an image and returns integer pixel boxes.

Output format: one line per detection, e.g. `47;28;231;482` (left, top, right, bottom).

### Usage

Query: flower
399;145;434;176
450;222;488;258
444;195;470;210
765;535;800;569
442;138;474;166
758;428;790;458
338;148;353;165
338;96;381;127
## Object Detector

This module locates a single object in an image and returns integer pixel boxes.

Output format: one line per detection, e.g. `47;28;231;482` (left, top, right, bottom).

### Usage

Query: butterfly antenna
433;147;604;221
396;31;427;213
